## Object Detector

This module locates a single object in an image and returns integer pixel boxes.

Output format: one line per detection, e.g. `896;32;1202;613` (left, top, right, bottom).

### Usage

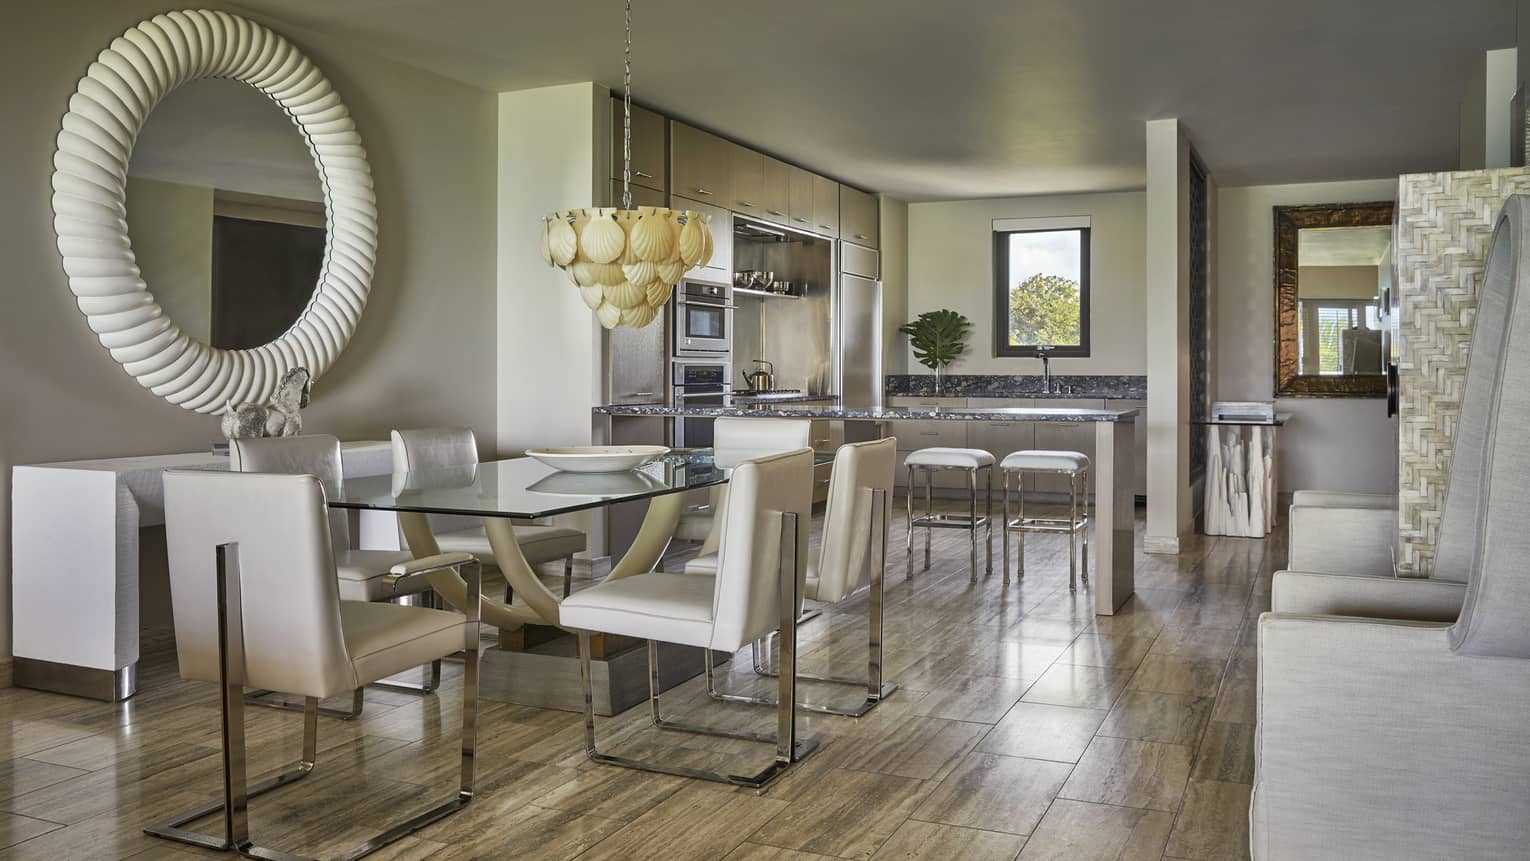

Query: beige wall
0;2;499;659
1298;265;1381;301
1216;178;1398;494
905;191;1146;375
879;196;909;376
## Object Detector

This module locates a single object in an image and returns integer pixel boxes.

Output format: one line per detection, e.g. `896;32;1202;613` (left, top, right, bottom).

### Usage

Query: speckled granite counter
594;403;1138;422
886;374;1147;399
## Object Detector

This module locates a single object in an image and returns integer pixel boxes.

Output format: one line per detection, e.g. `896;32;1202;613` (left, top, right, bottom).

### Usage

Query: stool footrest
911;513;991;530
1005;516;1088;534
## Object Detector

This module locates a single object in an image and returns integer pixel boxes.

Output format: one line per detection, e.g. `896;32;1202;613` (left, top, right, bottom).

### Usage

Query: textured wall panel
1394;167;1530;573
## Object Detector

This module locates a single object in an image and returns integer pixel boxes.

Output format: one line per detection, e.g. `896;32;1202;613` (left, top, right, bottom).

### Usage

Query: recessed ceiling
234;0;1514;201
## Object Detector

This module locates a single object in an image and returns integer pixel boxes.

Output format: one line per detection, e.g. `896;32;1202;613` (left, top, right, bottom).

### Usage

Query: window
992;221;1090;357
1298;299;1382;375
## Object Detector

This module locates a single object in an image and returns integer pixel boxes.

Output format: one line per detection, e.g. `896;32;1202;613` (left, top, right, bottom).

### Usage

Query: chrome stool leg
968;467;978;582
1017;479;1026;579
985;466;994;576
905;464;916;580
1081;467;1090;585
923;469;933;571
1002;469;1011;584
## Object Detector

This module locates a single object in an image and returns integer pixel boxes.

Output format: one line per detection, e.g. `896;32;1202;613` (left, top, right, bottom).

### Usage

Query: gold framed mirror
1274;201;1393;398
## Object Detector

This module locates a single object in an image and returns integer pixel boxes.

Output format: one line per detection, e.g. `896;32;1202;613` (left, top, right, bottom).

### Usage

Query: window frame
991;225;1092;358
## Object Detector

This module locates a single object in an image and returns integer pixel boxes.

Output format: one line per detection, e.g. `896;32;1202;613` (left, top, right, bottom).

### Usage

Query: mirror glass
1294;225;1389;376
127;79;324;350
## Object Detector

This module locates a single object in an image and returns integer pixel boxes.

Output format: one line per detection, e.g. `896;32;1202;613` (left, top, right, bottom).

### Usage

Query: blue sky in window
1008;230;1081;286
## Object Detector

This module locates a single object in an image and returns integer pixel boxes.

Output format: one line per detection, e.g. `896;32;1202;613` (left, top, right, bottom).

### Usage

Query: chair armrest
1288;502;1395;576
1271;570;1465;621
1254;614;1530;859
389;551;476;577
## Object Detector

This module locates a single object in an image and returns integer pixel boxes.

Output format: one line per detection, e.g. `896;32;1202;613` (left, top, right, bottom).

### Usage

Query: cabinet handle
793;217;810;224
767;209;785;217
854;233;869;240
694;187;713;196
920;431;939;436
634;170;654;178
738;200;756;208
624;391;656;397
819;224;833;230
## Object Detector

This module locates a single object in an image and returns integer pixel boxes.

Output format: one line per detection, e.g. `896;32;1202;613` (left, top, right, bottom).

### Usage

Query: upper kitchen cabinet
759;157;791;226
610;99;666;193
812;174;841;239
672;194;732;278
840;185;879;249
728;143;766;219
788;166;816;231
671;121;730;202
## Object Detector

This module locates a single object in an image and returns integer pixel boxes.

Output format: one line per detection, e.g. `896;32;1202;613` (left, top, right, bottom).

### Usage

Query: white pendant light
541;0;712;329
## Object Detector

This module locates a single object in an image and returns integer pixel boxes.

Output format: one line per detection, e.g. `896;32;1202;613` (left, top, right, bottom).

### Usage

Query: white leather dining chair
391;427;586;597
559;447;817;788
697;438;898;716
230;435;441;717
148;470;480;859
674;417;812;563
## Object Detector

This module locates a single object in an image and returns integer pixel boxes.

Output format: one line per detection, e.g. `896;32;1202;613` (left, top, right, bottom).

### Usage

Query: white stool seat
905;447;995;469
1001;450;1090;472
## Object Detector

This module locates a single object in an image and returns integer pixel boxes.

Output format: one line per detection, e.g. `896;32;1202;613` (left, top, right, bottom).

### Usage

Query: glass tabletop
327;448;831;520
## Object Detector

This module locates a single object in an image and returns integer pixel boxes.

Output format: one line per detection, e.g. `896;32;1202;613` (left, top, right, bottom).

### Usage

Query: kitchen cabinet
671;121;730;203
840;185;879;248
965;398;1037;493
672;194;732;278
888;396;968;489
1032;399;1104;497
727;143;765;218
1123;399;1147;499
813;175;840;238
610;99;666;193
609;180;666;210
760;157;791;226
788;166;815;231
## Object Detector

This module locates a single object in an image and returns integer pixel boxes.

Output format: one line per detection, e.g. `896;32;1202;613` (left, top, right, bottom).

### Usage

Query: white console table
12;441;393;700
1200;415;1290;538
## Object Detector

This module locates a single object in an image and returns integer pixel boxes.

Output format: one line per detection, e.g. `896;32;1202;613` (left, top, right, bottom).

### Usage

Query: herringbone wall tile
1395;168;1530;574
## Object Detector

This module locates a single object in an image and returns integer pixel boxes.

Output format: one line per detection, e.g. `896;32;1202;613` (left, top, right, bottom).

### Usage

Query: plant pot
933;366;944;395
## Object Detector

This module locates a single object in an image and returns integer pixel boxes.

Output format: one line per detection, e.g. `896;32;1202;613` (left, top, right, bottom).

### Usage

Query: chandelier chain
621;0;632;210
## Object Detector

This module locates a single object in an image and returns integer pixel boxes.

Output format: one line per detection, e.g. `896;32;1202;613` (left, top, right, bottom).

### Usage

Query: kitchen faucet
1037;346;1055;394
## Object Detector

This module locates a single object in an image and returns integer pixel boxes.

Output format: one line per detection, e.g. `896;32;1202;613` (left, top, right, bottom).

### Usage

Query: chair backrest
708;448;813;651
392;427;479;473
812;438;896;604
1451;194;1530;658
712;417;812;466
164;470;356;698
1435;198;1525;582
230;434;349;555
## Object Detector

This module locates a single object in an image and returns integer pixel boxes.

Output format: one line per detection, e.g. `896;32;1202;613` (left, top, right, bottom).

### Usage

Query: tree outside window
993;226;1090;357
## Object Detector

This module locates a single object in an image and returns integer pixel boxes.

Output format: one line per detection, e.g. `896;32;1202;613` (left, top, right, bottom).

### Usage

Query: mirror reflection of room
1295;224;1389;375
125;78;324;350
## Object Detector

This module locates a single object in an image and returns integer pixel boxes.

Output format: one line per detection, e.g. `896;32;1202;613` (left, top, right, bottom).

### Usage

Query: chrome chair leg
578;512;817;788
705;489;898;717
243;686;364;720
147;546;480;860
562;556;574;598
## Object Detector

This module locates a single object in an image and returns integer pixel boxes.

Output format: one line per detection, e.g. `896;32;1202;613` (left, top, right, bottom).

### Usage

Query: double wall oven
670;275;733;448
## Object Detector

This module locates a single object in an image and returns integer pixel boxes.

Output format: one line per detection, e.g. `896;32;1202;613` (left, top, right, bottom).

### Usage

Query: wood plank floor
0;502;1275;860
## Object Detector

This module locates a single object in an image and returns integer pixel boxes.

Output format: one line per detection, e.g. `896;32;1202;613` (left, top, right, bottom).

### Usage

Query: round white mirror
52;10;377;413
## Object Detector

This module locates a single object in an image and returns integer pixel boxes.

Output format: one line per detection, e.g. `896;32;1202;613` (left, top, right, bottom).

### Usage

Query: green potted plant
898;309;972;395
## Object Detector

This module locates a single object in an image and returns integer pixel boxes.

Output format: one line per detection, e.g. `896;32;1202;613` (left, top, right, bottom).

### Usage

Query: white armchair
1253;194;1530;859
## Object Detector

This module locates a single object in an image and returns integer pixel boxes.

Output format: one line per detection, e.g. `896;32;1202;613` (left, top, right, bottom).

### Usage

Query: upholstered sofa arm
1287;501;1395;577
1253;614;1530;859
1271;570;1465;621
389;552;476;577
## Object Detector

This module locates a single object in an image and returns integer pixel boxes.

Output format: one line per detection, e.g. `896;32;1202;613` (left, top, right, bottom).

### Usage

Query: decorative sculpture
220;367;311;440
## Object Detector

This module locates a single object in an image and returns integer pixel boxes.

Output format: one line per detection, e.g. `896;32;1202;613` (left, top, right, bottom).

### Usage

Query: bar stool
905;447;994;581
1000;450;1090;589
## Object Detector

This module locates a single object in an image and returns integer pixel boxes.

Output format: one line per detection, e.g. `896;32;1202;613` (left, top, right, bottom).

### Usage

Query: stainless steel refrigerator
837;241;883;406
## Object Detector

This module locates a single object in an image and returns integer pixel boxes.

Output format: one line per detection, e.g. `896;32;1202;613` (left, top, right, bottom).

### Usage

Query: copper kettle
741;359;774;393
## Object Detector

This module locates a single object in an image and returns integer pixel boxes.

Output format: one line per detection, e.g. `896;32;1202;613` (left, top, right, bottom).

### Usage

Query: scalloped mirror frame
50;9;377;413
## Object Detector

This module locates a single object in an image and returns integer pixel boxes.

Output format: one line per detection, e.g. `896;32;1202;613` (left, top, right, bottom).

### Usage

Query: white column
1094;419;1136;614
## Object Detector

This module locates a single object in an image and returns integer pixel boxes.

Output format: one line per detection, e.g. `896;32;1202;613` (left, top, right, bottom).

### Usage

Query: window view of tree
994;226;1089;357
1009;273;1080;346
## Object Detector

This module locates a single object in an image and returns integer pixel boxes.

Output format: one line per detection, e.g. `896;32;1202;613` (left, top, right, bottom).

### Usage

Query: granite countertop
595;403;1138;422
729;392;839;405
885;373;1147;400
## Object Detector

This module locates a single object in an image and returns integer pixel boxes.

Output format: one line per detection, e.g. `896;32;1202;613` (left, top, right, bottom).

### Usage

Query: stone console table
595;402;1139;614
1199;415;1290;538
12;441;392;700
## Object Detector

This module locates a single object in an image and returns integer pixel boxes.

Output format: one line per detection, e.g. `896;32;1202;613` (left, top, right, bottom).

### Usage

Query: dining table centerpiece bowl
524;445;670;473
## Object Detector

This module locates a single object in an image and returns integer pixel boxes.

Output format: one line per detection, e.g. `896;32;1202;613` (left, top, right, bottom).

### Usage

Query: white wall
0;1;499;661
496;83;609;454
906;191;1146;375
1461;48;1518;170
879;196;909;376
1144;119;1193;552
1215;179;1398;494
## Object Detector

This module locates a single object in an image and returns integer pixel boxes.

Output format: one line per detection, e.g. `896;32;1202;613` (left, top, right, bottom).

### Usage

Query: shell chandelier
540;0;711;329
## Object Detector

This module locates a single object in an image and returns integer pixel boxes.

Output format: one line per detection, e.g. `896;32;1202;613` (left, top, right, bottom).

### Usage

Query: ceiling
1299;226;1392;267
235;0;1515;201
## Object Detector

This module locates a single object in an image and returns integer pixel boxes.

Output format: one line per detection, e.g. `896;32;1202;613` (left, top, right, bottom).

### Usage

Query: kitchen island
593;402;1137;614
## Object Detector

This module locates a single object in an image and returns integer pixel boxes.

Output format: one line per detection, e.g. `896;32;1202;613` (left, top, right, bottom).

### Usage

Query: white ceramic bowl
524;445;669;473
